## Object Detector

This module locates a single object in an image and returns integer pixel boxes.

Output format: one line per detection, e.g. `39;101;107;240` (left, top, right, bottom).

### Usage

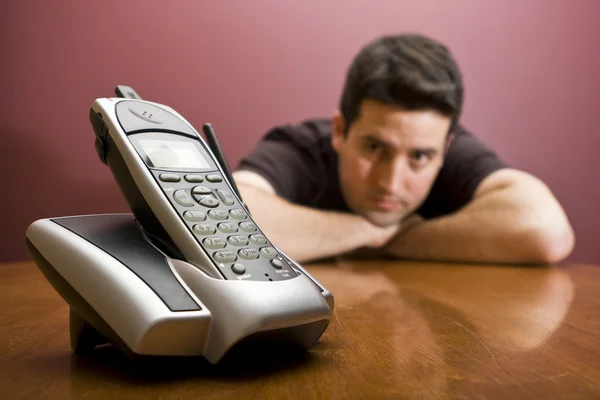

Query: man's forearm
383;170;575;264
237;184;392;263
382;210;537;264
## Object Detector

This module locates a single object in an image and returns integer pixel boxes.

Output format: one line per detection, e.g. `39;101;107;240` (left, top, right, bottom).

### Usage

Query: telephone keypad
238;248;259;260
206;174;222;182
249;234;267;245
228;235;249;246
197;196;219;208
192;186;212;195
231;263;246;275
213;251;237;263
260;247;278;259
239;221;258;232
160;174;181;182
229;209;247;220
193;223;216;235
217;222;238;233
216;189;235;206
184;175;204;183
183;211;206;222
208;209;228;220
174;190;195;207
153;169;297;281
203;237;227;249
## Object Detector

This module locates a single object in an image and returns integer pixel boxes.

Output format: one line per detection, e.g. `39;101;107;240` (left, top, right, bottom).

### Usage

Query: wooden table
1;259;599;399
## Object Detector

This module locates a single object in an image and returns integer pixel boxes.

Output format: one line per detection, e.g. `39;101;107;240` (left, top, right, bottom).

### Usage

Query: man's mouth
371;196;405;212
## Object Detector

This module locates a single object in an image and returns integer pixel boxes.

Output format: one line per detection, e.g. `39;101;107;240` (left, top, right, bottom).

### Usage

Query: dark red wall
2;1;599;263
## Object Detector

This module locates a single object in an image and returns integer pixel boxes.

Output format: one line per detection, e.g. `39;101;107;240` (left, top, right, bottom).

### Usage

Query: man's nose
376;158;406;193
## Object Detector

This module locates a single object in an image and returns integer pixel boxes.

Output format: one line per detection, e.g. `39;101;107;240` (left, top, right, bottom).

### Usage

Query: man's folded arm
382;168;575;264
233;170;398;263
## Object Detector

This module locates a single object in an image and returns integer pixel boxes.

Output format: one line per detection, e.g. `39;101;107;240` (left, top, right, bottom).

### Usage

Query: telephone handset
90;86;297;282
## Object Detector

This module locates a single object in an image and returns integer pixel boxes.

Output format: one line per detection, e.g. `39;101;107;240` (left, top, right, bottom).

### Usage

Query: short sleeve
416;126;508;219
235;125;324;206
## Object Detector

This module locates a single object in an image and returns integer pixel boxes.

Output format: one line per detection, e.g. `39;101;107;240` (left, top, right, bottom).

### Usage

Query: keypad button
249;234;267;245
218;222;238;233
231;263;246;275
238;248;259;260
192;223;216;235
198;196;219;208
159;173;180;182
216;189;235;206
208;209;228;220
239;221;258;232
206;174;222;182
229;209;247;220
185;175;204;183
173;190;194;207
208;210;228;221
260;247;278;259
202;237;226;249
270;259;283;269
183;211;206;222
192;186;212;195
228;235;249;246
213;251;237;263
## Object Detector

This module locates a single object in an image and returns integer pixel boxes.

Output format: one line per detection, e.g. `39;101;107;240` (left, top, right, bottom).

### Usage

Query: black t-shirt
236;118;507;219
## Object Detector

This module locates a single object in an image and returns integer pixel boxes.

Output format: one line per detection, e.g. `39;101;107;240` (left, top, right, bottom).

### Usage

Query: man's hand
365;221;401;249
381;169;574;264
342;214;423;260
365;213;423;249
234;170;410;263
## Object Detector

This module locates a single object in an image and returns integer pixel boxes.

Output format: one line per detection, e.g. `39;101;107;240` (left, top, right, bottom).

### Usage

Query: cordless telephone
25;86;334;364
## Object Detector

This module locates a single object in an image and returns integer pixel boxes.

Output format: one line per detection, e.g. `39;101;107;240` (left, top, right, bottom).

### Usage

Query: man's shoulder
417;122;507;218
447;123;500;160
237;117;340;208
262;117;333;147
451;123;474;138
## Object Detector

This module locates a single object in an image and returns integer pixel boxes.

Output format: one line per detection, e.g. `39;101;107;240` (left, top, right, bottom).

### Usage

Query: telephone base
25;213;333;365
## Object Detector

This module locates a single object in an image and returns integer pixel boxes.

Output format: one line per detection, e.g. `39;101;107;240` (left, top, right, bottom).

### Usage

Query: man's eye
411;151;430;164
364;141;381;152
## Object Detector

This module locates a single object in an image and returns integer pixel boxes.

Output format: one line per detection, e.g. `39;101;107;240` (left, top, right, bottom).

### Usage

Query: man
233;33;574;264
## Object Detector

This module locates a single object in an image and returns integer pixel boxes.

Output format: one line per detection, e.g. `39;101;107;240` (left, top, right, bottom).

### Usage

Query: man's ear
331;110;345;152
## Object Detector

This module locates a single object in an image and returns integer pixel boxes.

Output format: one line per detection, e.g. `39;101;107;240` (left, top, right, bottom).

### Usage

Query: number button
193;223;216;235
208;209;228;220
183;211;206;222
239;221;257;232
216;189;235;206
202;237;226;249
260;247;278;259
229;209;247;220
238;248;259;260
173;190;194;207
227;235;249;246
249;234;267;245
213;251;237;263
218;222;238;233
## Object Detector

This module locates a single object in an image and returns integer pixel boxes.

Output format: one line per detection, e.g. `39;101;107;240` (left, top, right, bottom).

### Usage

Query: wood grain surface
1;259;598;399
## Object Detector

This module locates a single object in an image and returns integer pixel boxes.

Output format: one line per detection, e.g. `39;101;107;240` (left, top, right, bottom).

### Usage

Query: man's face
332;99;452;227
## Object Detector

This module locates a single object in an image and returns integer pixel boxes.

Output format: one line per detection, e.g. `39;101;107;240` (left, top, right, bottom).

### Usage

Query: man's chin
362;210;405;227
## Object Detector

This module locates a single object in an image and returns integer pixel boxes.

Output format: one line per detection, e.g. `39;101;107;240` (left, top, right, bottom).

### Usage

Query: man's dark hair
339;33;463;135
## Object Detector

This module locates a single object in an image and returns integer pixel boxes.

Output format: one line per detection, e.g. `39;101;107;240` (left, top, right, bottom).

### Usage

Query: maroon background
2;0;599;263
